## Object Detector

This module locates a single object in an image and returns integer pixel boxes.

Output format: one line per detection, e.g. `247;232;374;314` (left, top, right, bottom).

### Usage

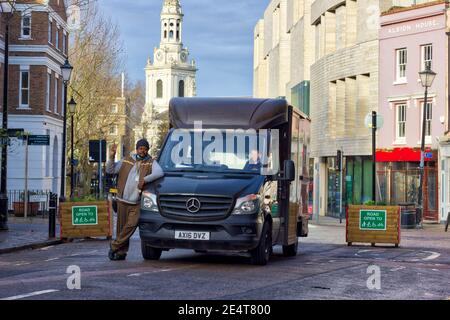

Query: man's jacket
106;154;164;205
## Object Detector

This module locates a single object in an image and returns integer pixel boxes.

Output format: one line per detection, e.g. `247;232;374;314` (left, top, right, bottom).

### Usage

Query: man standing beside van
107;139;164;261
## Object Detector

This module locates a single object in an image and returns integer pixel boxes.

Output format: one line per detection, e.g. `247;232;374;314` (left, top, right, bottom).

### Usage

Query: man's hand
110;144;117;159
138;178;145;191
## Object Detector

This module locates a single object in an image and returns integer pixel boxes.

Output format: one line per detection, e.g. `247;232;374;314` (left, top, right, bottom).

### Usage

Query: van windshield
159;129;276;175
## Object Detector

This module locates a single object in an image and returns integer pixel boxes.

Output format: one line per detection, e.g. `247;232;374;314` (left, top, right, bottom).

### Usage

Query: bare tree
68;2;125;196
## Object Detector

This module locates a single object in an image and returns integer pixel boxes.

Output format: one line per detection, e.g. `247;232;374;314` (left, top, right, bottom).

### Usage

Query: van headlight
142;192;158;212
232;194;260;215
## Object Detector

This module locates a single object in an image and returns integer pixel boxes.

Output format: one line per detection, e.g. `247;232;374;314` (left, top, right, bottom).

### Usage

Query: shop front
376;148;438;222
325;156;374;218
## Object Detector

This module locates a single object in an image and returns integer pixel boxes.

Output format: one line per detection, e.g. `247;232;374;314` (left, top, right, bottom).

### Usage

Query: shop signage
360;210;387;231
72;206;98;226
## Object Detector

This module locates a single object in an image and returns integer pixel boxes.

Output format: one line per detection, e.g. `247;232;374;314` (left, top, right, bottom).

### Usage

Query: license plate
175;231;210;241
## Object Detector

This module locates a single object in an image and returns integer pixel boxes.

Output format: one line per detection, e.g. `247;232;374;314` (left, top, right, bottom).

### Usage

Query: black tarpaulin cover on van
169;97;289;130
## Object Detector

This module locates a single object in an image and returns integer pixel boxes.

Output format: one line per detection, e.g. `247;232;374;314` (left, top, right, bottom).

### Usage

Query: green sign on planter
360;210;386;231
72;206;98;226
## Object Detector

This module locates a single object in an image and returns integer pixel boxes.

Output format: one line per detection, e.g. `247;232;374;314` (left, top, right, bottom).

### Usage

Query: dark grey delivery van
139;97;311;265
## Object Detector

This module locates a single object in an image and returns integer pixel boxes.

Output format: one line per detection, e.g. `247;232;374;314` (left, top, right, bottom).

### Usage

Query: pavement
0;215;448;300
0;216;61;254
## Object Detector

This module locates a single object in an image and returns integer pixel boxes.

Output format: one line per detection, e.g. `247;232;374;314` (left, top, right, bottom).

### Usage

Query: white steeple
135;0;197;152
160;0;183;47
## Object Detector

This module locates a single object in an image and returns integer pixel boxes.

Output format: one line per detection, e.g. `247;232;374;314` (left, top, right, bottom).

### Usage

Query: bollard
49;193;57;239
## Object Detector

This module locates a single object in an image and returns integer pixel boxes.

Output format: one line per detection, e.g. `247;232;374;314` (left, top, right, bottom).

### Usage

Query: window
21;14;31;38
63;32;67;54
178;80;184;97
54;77;58;113
60;80;64;114
169;31;174;39
423;102;432;137
110;125;118;135
421;44;432;71
55;26;59;49
111;104;118;113
46;73;51;111
48;20;52;43
156;80;163;98
396;104;406;140
20;71;30;107
396;48;407;81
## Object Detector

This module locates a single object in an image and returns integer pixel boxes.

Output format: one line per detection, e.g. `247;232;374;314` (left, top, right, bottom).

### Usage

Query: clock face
180;52;187;62
156;50;163;61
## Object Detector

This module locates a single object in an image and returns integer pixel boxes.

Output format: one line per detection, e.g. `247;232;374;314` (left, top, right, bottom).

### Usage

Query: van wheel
250;222;272;266
141;241;162;260
282;237;298;257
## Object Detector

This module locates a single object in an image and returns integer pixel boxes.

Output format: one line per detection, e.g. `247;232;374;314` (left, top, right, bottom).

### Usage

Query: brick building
0;0;69;195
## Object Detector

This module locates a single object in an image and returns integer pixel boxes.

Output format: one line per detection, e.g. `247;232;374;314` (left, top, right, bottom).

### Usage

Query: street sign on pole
28;135;50;146
89;140;107;163
7;128;24;137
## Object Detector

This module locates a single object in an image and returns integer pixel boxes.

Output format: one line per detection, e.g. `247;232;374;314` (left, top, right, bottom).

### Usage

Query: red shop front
376;148;439;222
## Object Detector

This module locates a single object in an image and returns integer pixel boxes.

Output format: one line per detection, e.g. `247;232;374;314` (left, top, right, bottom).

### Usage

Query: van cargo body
139;98;311;265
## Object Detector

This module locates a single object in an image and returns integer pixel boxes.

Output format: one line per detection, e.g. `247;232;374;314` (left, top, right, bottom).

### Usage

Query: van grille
158;194;234;221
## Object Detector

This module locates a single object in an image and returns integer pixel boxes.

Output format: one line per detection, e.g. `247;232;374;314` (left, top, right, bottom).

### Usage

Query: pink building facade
378;1;450;222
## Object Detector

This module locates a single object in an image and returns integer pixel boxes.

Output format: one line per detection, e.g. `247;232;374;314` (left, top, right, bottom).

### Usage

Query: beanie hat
136;139;150;150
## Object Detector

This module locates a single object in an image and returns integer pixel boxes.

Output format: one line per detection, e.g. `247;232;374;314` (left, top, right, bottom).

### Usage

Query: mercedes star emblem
186;198;201;213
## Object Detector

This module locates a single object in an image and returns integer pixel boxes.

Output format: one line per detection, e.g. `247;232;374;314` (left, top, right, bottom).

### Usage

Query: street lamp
68;97;77;200
0;9;11;231
60;59;73;202
417;62;436;227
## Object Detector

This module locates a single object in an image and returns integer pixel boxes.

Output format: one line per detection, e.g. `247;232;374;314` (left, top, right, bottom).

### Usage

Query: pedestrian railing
7;190;52;218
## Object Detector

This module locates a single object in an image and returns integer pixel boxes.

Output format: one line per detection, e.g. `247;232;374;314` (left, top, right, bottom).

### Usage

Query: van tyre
250;222;272;266
282;237;298;257
141;241;162;260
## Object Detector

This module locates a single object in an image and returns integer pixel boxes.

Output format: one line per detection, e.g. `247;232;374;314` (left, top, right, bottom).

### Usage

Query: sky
97;0;270;97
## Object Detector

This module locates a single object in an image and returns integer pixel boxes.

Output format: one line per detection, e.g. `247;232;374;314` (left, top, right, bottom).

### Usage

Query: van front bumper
139;211;264;251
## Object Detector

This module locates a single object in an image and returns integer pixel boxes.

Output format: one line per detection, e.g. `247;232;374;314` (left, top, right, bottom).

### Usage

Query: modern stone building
310;0;438;218
254;0;438;219
254;0;315;117
0;0;69;196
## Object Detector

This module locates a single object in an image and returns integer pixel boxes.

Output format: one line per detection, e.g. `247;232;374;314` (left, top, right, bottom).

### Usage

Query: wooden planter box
13;202;39;217
346;205;401;247
59;201;113;240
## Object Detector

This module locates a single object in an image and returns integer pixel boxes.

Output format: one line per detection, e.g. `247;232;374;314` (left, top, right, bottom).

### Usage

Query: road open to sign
359;210;387;231
72;206;98;226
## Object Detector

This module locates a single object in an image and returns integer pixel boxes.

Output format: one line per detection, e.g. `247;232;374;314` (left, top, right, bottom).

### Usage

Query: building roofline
381;0;448;16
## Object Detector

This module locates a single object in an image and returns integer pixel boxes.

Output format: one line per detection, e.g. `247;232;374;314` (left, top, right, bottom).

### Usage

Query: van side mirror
284;160;295;182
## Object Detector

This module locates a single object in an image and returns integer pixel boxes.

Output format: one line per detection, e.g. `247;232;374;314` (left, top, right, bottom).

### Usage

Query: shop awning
376;148;435;162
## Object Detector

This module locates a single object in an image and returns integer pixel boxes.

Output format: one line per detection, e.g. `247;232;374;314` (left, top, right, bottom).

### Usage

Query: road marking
422;251;440;261
0;265;198;287
1;289;59;301
14;262;31;266
45;258;59;262
390;266;406;272
39;246;54;251
127;269;173;277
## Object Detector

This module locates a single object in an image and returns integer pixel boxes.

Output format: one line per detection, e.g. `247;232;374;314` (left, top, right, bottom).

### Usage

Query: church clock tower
136;0;197;152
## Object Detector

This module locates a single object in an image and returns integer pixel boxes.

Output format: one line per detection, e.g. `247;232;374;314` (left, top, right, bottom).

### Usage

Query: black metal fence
7;190;53;218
